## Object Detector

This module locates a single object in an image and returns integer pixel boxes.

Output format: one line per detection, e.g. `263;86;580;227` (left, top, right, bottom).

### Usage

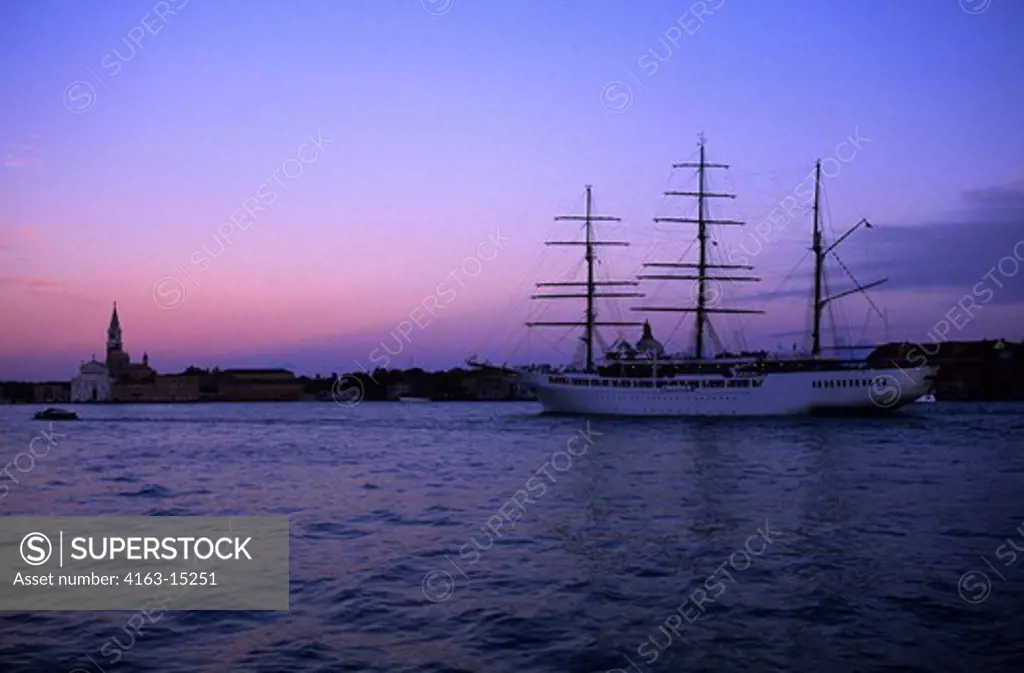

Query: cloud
699;178;1024;348
736;180;1024;306
4;137;42;168
855;181;1024;303
0;225;40;251
0;276;62;289
962;179;1024;211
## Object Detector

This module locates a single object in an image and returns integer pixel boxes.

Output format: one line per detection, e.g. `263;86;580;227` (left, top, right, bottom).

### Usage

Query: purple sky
1;0;1022;380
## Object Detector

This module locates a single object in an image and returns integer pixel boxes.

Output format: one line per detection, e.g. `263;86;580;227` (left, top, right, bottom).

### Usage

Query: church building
70;303;156;402
70;359;112;402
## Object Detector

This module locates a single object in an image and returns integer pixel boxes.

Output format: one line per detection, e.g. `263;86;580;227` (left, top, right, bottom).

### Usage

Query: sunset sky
2;0;1022;380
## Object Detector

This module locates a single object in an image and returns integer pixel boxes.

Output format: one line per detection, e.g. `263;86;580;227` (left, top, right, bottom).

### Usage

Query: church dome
635;321;665;357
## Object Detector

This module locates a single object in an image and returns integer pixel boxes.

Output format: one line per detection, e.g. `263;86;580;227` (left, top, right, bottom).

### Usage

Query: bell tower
107;302;123;350
105;302;130;377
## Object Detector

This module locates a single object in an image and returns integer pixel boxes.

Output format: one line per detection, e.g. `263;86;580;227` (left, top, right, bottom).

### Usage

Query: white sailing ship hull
519;365;936;417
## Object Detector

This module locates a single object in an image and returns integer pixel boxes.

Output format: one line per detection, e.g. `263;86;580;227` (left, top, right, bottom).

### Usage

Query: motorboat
34;407;78;420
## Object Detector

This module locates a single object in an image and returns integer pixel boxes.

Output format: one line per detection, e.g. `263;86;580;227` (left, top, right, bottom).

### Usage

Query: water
1;401;1023;672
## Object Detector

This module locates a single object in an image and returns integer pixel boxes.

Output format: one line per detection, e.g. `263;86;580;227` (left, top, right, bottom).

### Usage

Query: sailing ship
472;137;936;416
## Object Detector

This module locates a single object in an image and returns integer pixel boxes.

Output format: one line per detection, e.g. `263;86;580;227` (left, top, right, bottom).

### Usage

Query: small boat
398;396;432;403
34;407;78;420
915;393;937;404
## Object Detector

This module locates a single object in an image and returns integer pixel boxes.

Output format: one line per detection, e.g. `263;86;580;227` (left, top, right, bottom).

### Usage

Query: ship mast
811;160;823;356
634;135;763;360
528;185;644;372
810;159;888;356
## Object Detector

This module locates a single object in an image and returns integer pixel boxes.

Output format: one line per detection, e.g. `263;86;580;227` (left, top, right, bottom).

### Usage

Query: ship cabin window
727;380;751;388
705;380;725;388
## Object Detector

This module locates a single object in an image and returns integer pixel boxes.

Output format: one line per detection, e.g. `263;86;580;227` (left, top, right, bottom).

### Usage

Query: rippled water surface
1;401;1023;672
